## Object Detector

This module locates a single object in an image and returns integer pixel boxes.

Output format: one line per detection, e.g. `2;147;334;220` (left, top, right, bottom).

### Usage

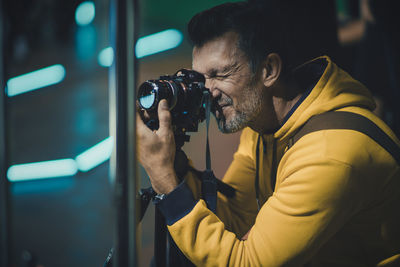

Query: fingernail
160;100;168;109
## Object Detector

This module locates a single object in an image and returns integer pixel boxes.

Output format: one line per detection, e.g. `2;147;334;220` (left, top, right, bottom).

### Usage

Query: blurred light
98;29;183;67
7;159;78;182
6;64;66;97
75;136;114;172
75;1;95;26
76;24;97;61
136;29;183;58
98;47;114;67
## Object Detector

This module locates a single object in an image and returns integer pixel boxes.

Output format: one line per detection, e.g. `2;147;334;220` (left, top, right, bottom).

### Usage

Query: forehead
192;32;246;74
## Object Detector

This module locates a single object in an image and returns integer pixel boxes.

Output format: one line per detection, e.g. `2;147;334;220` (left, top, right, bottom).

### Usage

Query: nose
205;78;221;99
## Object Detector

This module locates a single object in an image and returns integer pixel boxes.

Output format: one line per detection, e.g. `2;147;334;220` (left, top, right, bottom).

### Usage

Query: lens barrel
137;69;207;132
138;80;178;110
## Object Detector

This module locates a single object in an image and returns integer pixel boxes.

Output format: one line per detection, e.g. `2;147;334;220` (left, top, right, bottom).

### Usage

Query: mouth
211;96;233;117
214;100;230;109
214;104;231;119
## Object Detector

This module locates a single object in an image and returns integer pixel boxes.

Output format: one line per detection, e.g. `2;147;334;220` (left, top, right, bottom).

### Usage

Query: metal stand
154;208;167;267
109;0;139;266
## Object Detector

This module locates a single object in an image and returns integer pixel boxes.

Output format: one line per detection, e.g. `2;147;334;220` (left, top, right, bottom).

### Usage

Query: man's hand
137;99;179;194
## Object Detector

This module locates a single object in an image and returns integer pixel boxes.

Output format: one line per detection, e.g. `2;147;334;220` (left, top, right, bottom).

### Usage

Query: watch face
154;194;166;203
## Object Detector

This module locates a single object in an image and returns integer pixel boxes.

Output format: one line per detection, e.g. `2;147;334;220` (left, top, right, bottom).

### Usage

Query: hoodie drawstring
255;135;278;211
255;135;261;210
270;138;277;192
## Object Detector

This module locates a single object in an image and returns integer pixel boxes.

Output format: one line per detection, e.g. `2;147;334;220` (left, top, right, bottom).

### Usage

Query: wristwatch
153;193;166;203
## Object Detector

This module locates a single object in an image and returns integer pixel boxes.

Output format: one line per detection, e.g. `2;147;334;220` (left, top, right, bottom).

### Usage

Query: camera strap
201;91;218;213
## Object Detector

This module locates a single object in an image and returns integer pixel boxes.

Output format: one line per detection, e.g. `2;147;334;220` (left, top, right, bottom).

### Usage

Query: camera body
138;69;208;136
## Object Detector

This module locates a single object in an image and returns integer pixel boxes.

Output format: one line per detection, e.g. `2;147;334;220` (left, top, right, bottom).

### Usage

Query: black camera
138;69;209;136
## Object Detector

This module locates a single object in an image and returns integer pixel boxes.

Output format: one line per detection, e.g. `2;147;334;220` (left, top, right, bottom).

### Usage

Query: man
137;1;400;266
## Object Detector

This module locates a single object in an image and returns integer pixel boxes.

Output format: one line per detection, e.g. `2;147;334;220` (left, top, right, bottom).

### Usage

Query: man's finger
157;99;172;133
136;113;151;135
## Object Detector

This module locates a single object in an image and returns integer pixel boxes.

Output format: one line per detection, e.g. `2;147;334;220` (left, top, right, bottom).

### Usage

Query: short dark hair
188;0;339;75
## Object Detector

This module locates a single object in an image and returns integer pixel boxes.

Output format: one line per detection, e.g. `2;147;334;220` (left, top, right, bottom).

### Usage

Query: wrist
150;171;179;195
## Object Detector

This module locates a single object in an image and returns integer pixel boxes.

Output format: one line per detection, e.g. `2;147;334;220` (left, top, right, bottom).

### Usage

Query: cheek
235;86;261;110
217;81;241;101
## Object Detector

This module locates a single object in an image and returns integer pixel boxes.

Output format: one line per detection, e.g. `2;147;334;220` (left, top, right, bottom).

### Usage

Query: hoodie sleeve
156;139;361;266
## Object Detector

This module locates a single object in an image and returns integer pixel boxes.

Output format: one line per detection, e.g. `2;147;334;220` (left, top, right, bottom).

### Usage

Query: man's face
192;32;264;133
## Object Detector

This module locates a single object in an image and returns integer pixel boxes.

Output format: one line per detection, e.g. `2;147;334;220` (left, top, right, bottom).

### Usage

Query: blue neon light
136;29;183;58
7;159;78;182
76;24;97;61
98;47;114;67
6;137;115;182
98;29;184;67
75;1;95;26
6;64;66;97
75;136;114;172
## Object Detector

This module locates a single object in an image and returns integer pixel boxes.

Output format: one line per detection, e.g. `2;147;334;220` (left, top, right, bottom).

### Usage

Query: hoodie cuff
155;181;197;226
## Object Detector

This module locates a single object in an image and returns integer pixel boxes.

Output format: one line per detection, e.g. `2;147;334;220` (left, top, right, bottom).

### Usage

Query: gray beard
216;112;247;133
215;92;263;134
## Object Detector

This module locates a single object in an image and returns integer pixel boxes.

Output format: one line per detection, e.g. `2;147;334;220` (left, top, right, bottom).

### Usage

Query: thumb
158;99;172;132
159;99;169;111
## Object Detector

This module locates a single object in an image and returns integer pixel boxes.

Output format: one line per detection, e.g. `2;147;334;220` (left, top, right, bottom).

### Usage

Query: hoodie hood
274;56;376;141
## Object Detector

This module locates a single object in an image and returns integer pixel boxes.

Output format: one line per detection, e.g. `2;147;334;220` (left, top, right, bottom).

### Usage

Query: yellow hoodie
156;56;400;266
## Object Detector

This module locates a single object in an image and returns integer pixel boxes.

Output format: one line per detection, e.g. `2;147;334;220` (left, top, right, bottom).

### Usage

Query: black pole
0;0;10;265
109;0;139;266
154;208;167;267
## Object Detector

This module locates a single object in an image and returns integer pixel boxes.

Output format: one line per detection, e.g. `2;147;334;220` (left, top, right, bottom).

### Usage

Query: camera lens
138;80;177;111
138;83;156;109
137;69;207;132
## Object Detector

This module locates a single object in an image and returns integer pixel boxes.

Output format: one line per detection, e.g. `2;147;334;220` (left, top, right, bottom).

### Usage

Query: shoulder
287;107;399;167
279;109;399;193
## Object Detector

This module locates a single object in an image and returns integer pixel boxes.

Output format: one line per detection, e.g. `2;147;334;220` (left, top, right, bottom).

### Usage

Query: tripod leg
154;207;167;267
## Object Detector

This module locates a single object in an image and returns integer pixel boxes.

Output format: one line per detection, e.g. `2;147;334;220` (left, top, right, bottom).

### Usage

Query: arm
137;100;259;237
158;148;360;266
136;99;178;195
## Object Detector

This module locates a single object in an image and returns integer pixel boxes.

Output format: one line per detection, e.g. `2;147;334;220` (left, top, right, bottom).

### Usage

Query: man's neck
248;82;304;135
272;92;303;125
271;78;304;124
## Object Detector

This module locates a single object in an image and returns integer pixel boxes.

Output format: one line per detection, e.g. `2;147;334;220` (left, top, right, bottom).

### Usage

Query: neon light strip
98;29;184;67
75;136;114;172
7;159;78;182
135;29;183;58
7;136;115;182
6;64;66;97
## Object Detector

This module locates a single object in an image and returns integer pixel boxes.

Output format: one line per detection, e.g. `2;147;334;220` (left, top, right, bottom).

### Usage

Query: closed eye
215;74;231;79
205;62;240;80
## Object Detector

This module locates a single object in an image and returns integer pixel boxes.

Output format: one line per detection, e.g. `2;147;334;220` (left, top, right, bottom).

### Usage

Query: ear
261;53;282;87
